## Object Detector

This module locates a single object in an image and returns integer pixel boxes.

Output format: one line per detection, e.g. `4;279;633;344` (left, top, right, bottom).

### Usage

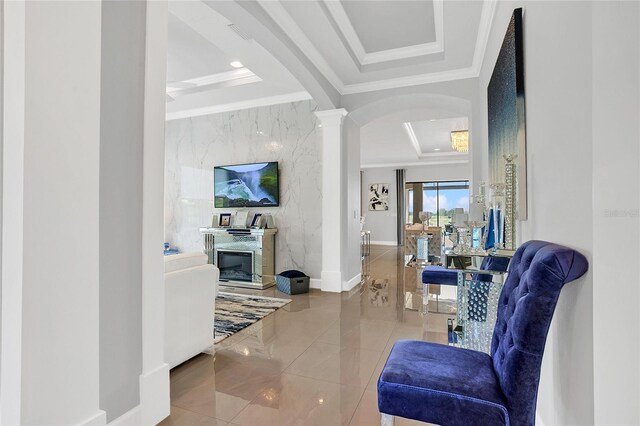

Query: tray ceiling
166;1;309;119
257;0;494;94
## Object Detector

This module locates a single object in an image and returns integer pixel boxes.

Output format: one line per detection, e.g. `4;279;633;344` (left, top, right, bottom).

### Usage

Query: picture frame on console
219;213;232;227
250;213;263;228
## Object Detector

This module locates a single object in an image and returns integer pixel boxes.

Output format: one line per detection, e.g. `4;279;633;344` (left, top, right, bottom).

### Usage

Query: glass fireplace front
218;250;254;282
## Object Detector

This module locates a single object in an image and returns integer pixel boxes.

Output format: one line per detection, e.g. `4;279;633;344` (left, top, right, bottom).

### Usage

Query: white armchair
164;252;219;369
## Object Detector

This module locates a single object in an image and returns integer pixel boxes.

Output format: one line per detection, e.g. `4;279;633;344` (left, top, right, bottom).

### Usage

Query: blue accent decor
421;265;458;286
378;240;589;426
485;208;496;250
422;256;511;286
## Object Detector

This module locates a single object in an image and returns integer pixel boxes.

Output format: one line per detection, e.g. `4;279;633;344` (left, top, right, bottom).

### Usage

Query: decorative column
315;109;348;292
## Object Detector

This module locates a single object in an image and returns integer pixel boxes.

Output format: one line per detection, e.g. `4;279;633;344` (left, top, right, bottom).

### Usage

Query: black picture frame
219;213;232;227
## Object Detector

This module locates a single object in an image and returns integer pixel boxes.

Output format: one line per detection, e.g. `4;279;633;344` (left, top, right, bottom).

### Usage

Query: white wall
1;2;169;424
342;117;363;285
477;2;640;424
591;2;640;424
99;1;146;422
0;0;4;379
479;3;593;424
20;2;103;423
165;100;323;279
404;163;470;184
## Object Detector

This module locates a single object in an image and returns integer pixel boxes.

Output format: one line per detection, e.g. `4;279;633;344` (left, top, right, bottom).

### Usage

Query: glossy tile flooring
160;245;456;426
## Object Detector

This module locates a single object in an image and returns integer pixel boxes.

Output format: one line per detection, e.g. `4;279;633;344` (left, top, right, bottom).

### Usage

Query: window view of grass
406;181;470;227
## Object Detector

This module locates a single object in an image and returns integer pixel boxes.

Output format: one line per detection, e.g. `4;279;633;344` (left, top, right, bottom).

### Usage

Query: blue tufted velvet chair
378;240;589;426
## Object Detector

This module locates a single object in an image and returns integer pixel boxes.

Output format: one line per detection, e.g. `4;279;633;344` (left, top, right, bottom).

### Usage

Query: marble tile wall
165;100;322;278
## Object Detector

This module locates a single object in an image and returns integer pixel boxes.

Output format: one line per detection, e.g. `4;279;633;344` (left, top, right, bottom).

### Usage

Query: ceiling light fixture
450;130;469;153
434;148;441;151
230;61;244;68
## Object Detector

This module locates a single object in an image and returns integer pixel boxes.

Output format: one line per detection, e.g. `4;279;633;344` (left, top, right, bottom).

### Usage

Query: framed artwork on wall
369;183;389;211
488;7;528;219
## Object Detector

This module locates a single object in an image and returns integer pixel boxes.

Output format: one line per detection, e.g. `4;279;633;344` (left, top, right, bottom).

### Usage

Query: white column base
321;270;342;292
309;278;322;289
108;406;140;426
343;273;362;292
138;363;170;425
81;410;107;426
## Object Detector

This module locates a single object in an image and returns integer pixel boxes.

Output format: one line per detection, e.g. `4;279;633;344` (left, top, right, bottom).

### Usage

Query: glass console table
444;252;513;354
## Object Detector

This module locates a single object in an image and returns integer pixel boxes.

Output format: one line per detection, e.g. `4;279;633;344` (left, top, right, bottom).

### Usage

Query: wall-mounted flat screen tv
214;162;279;208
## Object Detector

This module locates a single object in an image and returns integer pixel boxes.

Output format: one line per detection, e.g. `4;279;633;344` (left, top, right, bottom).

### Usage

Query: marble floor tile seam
218;314;343;374
171;399;251;424
280;368;376;393
220;331;319;374
365;248;397;264
345;345;392;426
169;404;229;425
284;352;381;394
360;332;393;397
227;372;365;426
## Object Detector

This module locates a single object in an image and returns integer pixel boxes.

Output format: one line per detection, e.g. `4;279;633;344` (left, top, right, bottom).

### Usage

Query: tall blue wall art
488;8;527;219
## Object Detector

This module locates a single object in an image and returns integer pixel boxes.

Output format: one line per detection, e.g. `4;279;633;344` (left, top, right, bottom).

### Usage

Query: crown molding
166;91;312;121
257;0;344;91
341;66;477;95
166;68;262;99
257;0;498;96
188;68;257;87
323;0;444;66
403;122;423;158
470;0;498;75
360;159;469;169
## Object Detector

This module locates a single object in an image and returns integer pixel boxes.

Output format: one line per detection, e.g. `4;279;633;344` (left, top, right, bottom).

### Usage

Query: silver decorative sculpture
504;154;517;250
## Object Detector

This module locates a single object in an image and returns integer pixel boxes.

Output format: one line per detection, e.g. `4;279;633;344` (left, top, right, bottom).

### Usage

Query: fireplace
218;250;254;283
201;227;277;289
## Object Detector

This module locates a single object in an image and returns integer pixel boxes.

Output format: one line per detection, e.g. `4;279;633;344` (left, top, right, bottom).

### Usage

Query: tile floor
160;245;455;426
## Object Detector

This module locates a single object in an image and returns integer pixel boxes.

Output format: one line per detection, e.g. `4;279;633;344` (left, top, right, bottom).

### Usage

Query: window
405;187;414;223
406;180;470;227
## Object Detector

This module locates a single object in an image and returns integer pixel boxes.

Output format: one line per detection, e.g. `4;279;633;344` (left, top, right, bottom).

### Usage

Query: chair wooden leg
381;413;395;426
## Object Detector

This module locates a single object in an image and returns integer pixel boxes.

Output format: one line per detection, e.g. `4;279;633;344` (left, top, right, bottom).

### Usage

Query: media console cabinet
199;227;277;290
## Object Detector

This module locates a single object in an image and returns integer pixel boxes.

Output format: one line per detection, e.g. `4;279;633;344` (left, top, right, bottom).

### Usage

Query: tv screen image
214;162;279;208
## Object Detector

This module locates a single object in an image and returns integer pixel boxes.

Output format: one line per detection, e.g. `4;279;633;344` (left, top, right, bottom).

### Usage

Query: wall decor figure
488;8;527;219
369;183;389;211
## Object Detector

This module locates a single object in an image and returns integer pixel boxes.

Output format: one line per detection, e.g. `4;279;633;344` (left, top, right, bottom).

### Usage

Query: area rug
214;292;291;344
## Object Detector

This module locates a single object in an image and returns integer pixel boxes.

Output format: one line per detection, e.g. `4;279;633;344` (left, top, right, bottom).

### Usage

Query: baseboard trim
370;240;398;246
309;278;322;289
139;363;170;425
108;406;140;425
81;410;107;425
342;273;362;292
320;270;342;293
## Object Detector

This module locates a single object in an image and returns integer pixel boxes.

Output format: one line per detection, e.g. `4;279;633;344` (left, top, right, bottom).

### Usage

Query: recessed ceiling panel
410;117;469;154
340;0;436;52
167;12;235;82
360;110;469;166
